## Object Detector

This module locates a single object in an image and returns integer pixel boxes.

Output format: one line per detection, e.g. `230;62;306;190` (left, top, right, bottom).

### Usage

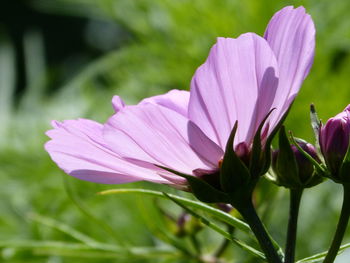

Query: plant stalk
323;183;350;263
285;188;303;263
236;200;282;263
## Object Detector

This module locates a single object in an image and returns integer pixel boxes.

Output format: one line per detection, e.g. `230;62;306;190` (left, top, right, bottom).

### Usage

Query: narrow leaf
28;213;99;246
98;188;251;233
297;242;350;263
163;193;265;260
0;240;177;259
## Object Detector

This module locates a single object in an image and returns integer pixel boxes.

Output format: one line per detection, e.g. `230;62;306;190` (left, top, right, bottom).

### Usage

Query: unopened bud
271;127;322;188
319;105;350;179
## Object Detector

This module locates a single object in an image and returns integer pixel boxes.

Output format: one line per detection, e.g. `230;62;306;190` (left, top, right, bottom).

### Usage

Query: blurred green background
1;0;350;262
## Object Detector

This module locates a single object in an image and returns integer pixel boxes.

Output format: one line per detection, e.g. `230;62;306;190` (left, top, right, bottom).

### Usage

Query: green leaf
297;242;350;263
162;193;266;260
28;212;100;246
220;121;250;193
0;240;177;259
156;165;229;203
98;188;251;234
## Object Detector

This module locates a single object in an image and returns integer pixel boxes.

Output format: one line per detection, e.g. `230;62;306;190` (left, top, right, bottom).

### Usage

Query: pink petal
45;119;171;184
104;103;223;175
264;6;315;126
139;89;190;117
188;33;279;148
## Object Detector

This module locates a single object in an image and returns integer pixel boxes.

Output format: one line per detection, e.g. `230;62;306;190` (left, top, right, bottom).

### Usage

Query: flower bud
175;212;202;237
294;142;319;182
271;127;322;189
160;209;202;238
319;105;350;179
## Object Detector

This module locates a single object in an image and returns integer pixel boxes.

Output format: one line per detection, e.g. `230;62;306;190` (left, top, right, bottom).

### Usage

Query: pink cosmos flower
45;6;315;189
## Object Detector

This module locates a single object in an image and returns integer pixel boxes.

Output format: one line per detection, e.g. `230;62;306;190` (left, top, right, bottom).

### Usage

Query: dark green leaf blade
98;188;251;233
162;193;266;260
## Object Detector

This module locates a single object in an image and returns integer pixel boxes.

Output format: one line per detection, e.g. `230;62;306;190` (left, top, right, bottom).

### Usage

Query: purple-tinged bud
271;127;322;188
291;142;320;184
160;209;202;238
235;142;250;166
176;212;191;237
175;212;202;237
319;105;350;178
216;203;233;213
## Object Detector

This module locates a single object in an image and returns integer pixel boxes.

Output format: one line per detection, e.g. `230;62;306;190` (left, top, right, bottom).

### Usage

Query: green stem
323;183;350;263
236;200;282;263
285;188;303;263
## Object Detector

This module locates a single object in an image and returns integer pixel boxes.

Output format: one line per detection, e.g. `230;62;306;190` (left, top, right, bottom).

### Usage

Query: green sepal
261;144;273;178
220;121;250;194
339;139;350;182
310;104;321;149
292;138;325;188
276;126;301;187
262;104;295;176
250;109;275;177
156;165;229;203
289;132;327;176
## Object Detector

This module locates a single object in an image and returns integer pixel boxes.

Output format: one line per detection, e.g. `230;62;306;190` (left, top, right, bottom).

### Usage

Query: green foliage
2;0;350;262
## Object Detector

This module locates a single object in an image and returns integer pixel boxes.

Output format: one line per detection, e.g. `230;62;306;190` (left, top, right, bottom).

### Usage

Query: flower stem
323;183;350;263
236;200;282;263
285;188;303;263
